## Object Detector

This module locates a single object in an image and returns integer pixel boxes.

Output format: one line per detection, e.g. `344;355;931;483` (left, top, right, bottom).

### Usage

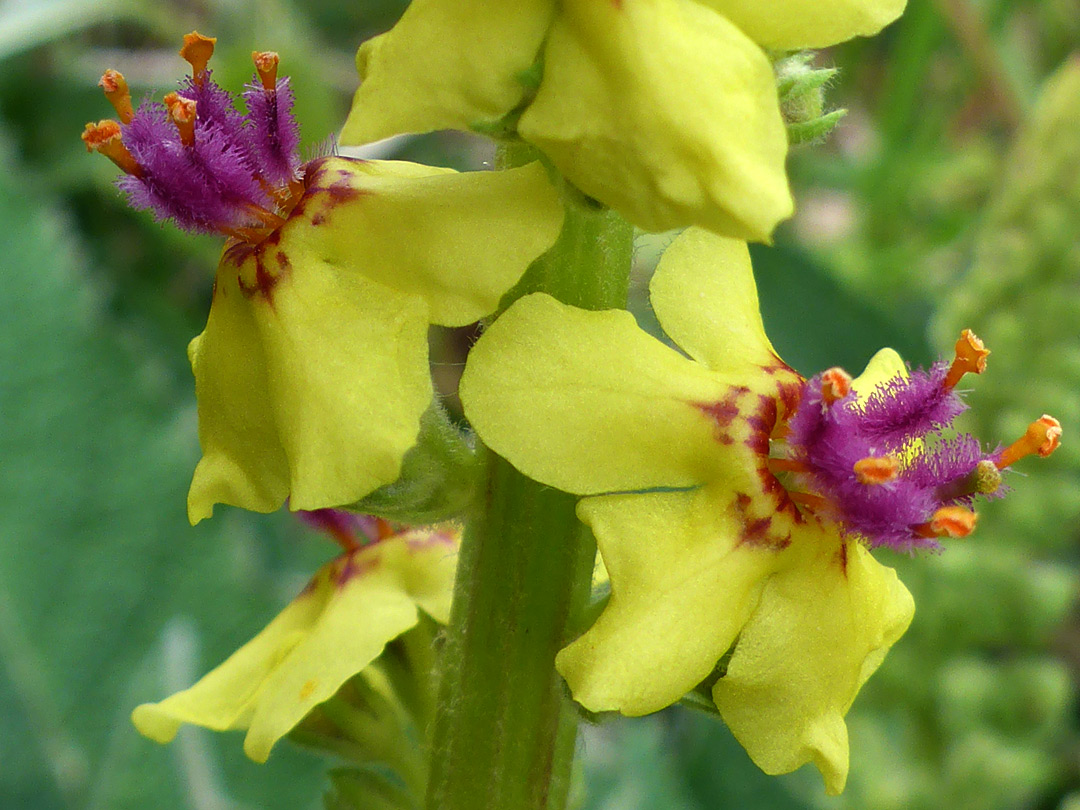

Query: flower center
769;331;1060;550
82;31;305;245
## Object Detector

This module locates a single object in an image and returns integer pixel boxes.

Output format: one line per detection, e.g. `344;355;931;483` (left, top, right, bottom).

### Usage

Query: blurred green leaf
0;127;329;808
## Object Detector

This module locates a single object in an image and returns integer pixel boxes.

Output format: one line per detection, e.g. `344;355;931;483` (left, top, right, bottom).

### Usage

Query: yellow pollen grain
299;679;317;701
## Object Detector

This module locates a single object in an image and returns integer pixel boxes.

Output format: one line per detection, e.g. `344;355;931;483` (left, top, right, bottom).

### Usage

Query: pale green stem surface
424;144;635;810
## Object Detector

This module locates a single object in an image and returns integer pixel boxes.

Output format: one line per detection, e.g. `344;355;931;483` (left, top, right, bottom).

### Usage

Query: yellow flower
187;157;562;523
459;227;914;793
342;0;906;240
132;524;458;763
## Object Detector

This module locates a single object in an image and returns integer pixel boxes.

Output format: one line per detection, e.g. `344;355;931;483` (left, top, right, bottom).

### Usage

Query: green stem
424;145;634;810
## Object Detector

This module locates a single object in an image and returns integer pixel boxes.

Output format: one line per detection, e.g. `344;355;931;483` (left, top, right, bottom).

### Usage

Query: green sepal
346;400;481;523
788;108;847;145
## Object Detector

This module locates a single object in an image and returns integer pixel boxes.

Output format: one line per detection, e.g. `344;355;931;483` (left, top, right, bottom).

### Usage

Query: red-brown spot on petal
837;541;849;578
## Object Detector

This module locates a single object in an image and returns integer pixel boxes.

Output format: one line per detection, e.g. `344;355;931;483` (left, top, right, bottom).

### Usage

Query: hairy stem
424;145;634;810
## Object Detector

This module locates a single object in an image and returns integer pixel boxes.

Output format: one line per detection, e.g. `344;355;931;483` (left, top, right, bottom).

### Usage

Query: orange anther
164;92;197;146
81;120;141;175
943;329;989;389
996;415;1062;469
252;51;279;91
180;31;216;82
99;69;134;124
853;455;899;485
821;367;852;405
914;506;978;539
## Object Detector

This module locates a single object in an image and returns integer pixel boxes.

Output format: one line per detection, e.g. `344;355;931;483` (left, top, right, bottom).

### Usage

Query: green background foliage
0;0;1077;808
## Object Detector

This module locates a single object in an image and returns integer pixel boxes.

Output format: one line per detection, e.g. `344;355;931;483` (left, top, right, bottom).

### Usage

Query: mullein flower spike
342;0;906;240
84;33;564;522
459;227;1060;794
132;513;459;763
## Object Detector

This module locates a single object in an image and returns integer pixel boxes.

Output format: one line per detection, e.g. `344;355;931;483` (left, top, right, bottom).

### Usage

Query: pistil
936;459;1002;501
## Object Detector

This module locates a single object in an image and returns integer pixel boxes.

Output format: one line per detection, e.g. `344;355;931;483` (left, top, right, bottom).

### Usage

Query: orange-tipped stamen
914;506;978;539
99;69;134;124
81;120;141;175
854;455;899;485
943;329;989;389
995;415;1062;469
821;367;852;405
180;31;216;83
768;457;810;474
163;92;197;146
253;51;279;91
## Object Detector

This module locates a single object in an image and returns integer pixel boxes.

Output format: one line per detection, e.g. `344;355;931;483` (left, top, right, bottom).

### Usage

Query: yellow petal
244;536;457;761
711;532;914;794
131;574;327;743
188;246;432;520
300;159;563;327
557;487;789;715
649;228;787;374
702;0;908;49
518;0;791;239
460;293;736;495
186;257;291;522
340;0;555;144
189;158;560;521
132;534;459;762
850;347;907;401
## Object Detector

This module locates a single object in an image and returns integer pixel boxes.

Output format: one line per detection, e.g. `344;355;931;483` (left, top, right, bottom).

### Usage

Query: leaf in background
0;127;329;809
830;57;1080;810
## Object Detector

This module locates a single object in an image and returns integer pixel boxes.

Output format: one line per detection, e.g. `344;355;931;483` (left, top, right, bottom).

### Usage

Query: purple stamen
243;76;302;188
781;366;997;551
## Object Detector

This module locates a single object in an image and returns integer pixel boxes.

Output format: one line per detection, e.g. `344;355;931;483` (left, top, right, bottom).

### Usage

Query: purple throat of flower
765;329;1061;552
298;509;399;553
82;31;305;245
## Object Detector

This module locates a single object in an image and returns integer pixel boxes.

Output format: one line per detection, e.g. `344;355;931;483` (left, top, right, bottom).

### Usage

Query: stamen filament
913;506;978;539
180;31;216;84
768;457;810;474
943;329;989;389
81;120;142;176
98;69;134;124
164;93;197;147
253;51;280;91
995;415;1062;468
241;202;287;230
